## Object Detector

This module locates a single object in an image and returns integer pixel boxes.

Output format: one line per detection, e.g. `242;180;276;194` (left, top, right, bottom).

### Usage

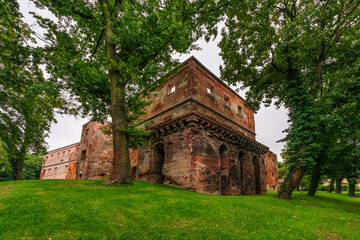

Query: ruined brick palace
40;57;278;195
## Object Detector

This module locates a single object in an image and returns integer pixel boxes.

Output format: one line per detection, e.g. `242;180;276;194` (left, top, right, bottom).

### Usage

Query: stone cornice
141;97;256;136
149;112;269;154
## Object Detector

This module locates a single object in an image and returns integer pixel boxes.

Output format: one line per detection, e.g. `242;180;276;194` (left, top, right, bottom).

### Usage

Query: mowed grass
0;180;359;240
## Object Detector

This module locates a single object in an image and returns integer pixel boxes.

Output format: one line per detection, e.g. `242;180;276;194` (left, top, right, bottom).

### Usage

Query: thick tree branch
50;0;97;21
90;28;105;59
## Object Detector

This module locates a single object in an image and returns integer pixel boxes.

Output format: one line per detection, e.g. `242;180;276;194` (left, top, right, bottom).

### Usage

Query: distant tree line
0;142;43;181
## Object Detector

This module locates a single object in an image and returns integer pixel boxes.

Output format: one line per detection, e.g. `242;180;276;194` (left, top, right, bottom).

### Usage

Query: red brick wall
142;58;256;139
40;143;79;179
72;121;114;179
265;151;278;190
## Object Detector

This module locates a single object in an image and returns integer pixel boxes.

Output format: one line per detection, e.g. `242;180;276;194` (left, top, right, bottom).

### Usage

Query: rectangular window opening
224;95;230;109
207;85;214;95
238;105;243;116
168;83;176;94
81;150;87;160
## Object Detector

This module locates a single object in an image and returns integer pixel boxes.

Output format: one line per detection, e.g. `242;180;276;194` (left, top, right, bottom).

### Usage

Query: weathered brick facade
40;56;278;195
40;143;79;179
265;151;279;190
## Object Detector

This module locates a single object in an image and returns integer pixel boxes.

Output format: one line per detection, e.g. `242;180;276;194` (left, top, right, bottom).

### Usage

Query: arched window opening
153;143;165;183
253;156;261;194
220;145;230;195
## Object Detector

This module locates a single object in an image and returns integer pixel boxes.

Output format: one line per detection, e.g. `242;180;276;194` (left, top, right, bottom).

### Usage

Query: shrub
320;185;328;191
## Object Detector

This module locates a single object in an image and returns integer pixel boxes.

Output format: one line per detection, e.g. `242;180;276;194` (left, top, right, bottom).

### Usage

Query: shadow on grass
293;191;360;214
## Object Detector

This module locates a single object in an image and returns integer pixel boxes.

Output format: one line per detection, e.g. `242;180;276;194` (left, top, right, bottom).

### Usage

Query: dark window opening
224;95;230;106
238;105;243;116
81;150;87;160
153;143;165;183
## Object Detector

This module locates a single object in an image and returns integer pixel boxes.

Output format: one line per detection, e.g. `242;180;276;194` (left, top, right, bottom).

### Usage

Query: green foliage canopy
31;0;227;183
0;0;61;179
219;0;360;198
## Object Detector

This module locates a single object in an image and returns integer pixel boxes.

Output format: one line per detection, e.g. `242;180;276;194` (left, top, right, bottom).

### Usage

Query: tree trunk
277;167;304;199
335;177;343;194
348;177;356;196
9;152;24;180
327;179;334;193
308;159;322;196
103;1;131;184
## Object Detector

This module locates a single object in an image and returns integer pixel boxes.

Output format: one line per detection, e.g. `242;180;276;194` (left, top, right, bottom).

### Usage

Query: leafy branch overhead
31;0;227;183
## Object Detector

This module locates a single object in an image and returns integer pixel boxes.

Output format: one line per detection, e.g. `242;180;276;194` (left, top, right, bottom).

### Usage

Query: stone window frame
167;82;176;95
223;95;230;109
206;84;215;99
237;105;244;117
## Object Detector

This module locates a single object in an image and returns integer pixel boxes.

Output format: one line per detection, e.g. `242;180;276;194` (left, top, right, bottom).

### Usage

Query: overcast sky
19;1;288;161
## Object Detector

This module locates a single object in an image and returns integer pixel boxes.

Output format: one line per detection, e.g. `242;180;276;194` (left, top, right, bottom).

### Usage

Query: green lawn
0;180;359;240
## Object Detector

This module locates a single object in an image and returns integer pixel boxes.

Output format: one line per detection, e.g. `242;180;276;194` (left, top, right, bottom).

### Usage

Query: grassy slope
0;180;359;240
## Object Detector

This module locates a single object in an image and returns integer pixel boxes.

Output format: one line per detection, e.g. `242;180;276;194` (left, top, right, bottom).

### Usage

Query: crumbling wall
137;128;192;186
141;57;256;140
137;123;267;195
265;151;279;190
40;143;79;179
73;121;114;179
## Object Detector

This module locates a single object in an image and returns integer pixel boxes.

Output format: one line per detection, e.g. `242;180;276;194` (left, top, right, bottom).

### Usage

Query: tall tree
307;25;360;196
0;0;60;179
219;0;360;198
31;0;227;183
